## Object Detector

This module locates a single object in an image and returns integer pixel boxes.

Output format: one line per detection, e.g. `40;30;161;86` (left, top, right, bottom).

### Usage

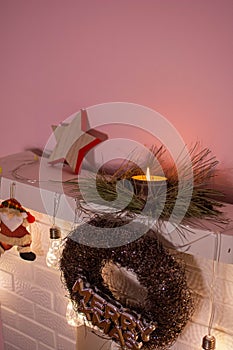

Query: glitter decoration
60;216;195;350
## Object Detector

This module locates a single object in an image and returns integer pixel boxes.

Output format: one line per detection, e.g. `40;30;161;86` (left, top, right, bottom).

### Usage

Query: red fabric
26;212;35;223
0;221;31;238
0;241;12;251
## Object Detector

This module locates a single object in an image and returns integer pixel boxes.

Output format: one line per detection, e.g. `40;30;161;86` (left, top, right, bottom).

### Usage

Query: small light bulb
202;335;216;350
66;300;89;327
66;300;79;327
46;226;62;269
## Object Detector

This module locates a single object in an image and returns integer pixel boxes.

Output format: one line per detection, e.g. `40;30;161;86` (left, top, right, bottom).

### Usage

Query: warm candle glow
146;167;150;181
132;167;167;182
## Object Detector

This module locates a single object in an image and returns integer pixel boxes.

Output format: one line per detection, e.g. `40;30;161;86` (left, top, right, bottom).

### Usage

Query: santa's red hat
0;198;35;223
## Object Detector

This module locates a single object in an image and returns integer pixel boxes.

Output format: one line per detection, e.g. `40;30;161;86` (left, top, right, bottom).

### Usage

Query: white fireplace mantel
0;151;232;264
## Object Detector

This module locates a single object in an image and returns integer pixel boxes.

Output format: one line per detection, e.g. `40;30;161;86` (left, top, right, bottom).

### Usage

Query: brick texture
0;210;233;350
0;213;76;350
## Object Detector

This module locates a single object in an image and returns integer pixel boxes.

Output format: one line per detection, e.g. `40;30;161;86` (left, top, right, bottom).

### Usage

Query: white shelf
0;151;232;264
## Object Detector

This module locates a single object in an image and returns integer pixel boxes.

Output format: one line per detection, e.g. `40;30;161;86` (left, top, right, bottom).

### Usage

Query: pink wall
0;0;233;197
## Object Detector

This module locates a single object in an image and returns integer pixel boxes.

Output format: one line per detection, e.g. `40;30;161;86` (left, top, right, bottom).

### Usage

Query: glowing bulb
66;300;91;327
66;300;80;327
46;226;62;269
146;167;151;181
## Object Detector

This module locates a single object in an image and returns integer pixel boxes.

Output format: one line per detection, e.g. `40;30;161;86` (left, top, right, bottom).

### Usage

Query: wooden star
49;109;108;174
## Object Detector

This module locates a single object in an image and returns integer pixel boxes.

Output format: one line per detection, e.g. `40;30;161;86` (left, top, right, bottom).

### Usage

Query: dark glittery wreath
60;216;194;350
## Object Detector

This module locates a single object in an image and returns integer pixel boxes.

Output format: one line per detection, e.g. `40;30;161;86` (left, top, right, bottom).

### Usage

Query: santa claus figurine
0;198;36;261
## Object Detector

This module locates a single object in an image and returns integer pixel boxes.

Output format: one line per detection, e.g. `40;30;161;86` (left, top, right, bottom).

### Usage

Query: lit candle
131;167;167;198
132;167;167;183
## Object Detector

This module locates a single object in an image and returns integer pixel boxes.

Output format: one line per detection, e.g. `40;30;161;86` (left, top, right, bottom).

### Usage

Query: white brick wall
0;211;76;350
79;251;233;350
169;252;233;350
1;209;233;350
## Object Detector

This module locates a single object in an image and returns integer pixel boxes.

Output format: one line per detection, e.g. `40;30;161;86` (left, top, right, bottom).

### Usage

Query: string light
46;193;62;269
66;300;93;328
66;300;82;327
202;335;216;350
46;226;62;269
66;198;85;326
201;232;221;350
11;156;39;184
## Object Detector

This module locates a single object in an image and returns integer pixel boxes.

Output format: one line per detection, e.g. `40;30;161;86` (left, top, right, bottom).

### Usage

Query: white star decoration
49;109;107;174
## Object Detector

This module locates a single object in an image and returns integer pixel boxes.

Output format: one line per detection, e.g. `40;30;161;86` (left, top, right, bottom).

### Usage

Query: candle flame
146;167;150;181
